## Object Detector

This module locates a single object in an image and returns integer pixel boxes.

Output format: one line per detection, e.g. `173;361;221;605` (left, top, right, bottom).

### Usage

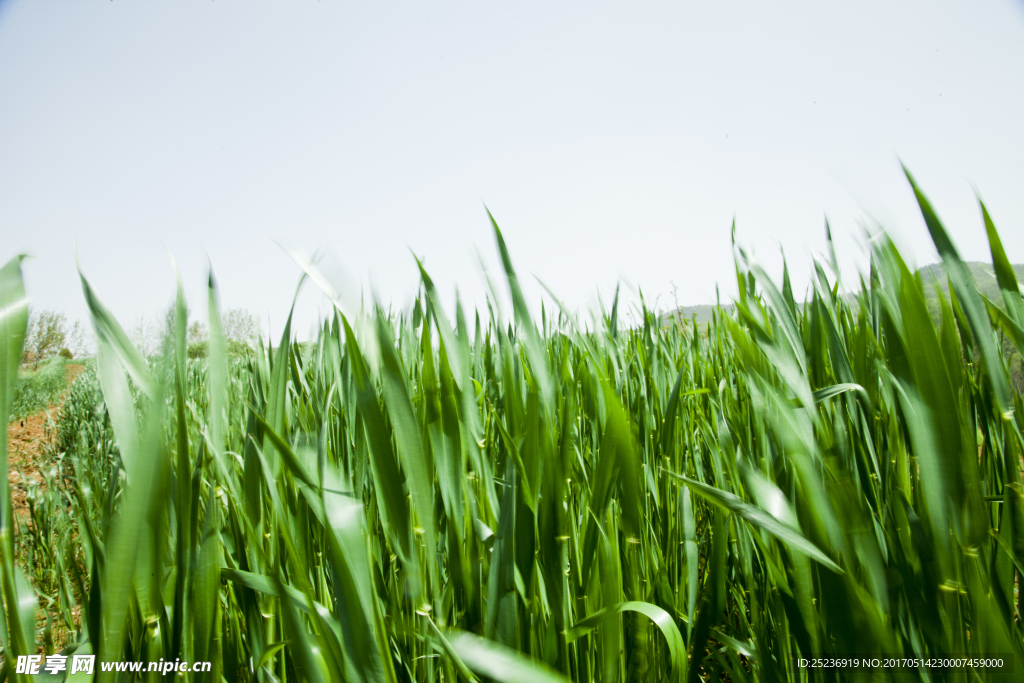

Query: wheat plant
1;169;1022;681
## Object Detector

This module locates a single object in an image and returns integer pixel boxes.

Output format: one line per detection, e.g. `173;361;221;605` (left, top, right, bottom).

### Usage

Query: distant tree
117;306;260;360
66;319;94;359
186;319;209;359
160;303;179;358
22;309;68;366
187;320;208;347
156;302;197;358
128;315;159;358
222;308;260;344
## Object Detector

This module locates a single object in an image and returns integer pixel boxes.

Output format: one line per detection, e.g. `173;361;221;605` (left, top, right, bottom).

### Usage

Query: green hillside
662;261;1024;393
661;303;724;326
919;261;1024;313
662;261;1024;327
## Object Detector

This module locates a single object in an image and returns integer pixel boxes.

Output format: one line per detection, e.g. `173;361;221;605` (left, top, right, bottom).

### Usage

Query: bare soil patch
7;363;85;653
6;363;85;519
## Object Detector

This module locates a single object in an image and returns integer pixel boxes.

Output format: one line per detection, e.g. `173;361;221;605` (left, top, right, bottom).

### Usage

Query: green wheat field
1;169;1023;681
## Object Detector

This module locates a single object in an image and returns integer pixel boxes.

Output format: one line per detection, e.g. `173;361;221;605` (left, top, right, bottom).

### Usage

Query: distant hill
660;261;1024;328
658;261;1023;391
917;261;1024;312
660;303;727;327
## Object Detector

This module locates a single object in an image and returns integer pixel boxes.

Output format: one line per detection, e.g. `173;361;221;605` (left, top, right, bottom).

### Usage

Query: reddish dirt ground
6;363;85;654
6;363;84;520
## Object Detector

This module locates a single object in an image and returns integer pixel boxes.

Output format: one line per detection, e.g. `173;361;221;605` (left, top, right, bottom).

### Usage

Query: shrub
186;341;208;359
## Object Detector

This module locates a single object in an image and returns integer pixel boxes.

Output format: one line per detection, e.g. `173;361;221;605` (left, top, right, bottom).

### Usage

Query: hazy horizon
2;1;1023;339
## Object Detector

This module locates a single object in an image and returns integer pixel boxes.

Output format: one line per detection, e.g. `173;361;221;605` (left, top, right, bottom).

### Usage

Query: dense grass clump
0;172;1023;682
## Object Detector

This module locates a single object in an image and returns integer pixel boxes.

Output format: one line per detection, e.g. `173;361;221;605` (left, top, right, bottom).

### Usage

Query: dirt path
6;363;85;520
6;363;86;654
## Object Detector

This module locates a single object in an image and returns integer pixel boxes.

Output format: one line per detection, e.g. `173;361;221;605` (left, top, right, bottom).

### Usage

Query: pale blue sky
2;1;1023;337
